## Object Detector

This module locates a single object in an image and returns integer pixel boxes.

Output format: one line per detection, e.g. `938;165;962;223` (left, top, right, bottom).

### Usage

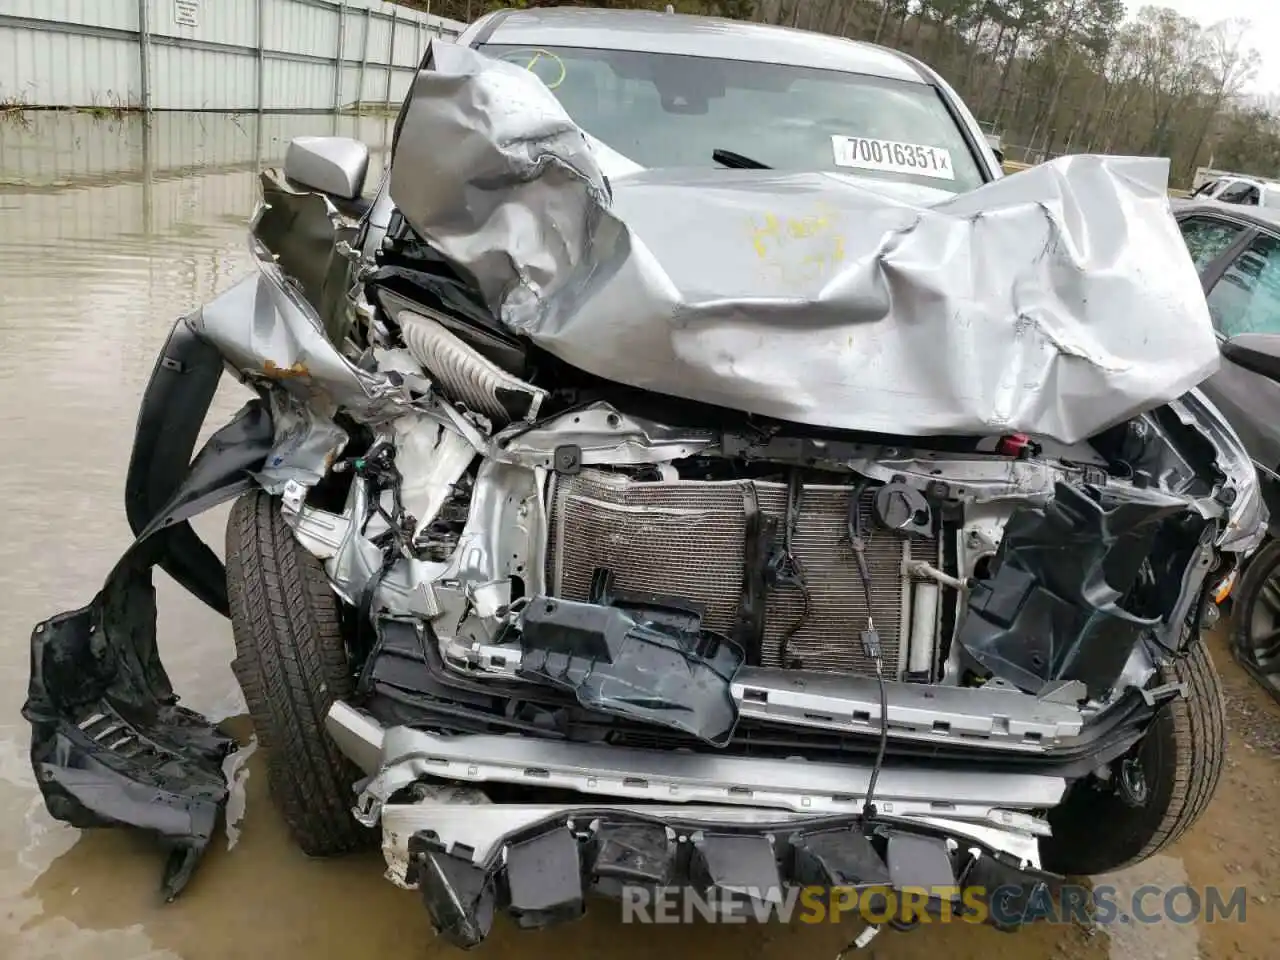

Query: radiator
545;470;940;677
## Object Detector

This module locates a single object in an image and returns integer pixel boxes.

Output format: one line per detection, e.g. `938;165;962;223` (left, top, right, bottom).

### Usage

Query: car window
1178;217;1246;272
1192;179;1220;198
480;44;987;192
1218;181;1257;204
1206;233;1280;337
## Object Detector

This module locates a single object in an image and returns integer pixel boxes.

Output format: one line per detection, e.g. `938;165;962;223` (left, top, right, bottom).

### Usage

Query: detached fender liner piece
26;584;234;902
24;324;275;900
126;313;236;617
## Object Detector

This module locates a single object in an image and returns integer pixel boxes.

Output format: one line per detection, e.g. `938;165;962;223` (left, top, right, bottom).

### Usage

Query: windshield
480;44;986;193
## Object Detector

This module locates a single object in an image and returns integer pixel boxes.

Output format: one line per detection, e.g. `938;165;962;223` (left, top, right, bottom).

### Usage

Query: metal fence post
256;0;266;113
384;7;398;111
357;6;371;111
137;0;152;112
141;111;154;232
332;0;346;113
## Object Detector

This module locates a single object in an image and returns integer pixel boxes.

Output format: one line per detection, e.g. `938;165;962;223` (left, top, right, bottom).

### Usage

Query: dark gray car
1175;199;1280;695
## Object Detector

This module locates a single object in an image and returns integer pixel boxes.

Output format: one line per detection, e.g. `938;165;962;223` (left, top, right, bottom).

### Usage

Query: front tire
1039;631;1226;876
225;489;370;856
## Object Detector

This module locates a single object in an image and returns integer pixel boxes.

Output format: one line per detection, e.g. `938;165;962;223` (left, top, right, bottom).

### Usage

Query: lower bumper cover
330;701;1060;947
386;801;1056;947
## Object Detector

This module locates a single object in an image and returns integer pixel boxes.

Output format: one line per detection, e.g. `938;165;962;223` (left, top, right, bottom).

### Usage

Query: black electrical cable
339;440;416;688
353;546;396;695
777;470;812;668
847;482;889;829
863;638;889;824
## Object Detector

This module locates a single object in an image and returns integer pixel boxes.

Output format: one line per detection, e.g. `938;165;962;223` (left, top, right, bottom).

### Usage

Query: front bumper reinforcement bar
329;703;1066;826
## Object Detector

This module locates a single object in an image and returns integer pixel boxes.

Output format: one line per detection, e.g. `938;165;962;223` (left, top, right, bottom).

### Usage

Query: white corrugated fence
0;0;466;111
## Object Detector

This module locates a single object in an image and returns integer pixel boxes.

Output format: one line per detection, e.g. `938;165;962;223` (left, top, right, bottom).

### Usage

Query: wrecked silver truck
25;8;1267;948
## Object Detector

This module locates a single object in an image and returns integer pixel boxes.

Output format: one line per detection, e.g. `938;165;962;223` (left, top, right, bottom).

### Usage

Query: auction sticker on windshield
831;136;955;180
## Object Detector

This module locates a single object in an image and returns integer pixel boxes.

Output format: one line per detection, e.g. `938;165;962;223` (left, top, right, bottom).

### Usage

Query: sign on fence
174;0;201;28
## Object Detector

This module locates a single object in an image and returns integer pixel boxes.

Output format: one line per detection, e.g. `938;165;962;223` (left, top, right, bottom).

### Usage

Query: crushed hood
389;42;1219;444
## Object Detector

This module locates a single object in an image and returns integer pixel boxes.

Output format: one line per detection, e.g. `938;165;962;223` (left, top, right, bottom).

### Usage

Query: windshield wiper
712;149;772;170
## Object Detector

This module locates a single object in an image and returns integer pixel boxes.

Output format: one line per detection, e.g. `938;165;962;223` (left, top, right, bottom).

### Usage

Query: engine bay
275;284;1237;763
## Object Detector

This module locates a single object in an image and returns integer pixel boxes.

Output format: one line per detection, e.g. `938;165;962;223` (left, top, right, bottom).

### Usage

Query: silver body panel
283;135;369;201
329;702;1063;825
387;40;1219;444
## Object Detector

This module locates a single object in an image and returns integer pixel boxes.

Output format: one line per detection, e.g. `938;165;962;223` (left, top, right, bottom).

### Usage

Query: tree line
401;0;1278;187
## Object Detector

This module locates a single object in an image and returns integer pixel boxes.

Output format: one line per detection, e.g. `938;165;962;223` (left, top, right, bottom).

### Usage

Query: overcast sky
1126;0;1280;95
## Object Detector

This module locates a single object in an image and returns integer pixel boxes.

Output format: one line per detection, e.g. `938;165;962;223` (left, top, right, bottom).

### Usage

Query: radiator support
545;470;941;679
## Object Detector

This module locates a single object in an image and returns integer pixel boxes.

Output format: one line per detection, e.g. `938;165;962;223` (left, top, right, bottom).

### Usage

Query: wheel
1039;629;1226;876
1232;536;1280;677
224;489;370;855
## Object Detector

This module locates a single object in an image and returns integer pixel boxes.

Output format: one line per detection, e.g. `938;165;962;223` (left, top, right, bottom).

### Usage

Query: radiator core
545;470;940;677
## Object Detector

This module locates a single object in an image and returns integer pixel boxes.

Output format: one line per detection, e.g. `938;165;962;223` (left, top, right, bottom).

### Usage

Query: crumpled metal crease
194;263;419;492
390;41;1219;444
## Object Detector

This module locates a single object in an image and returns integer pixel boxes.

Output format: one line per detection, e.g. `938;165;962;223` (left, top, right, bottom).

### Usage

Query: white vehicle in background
1192;173;1280;209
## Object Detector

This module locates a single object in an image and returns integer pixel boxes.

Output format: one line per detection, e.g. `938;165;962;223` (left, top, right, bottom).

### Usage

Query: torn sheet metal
193;263;418;492
390;42;1219;444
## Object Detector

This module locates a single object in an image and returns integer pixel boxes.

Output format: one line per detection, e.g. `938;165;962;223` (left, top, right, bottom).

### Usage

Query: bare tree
1183;19;1259;177
395;0;1280;185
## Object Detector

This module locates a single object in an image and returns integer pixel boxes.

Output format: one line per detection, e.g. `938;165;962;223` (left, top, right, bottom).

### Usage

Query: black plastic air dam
958;481;1212;700
402;810;1057;947
517;575;745;746
364;617;1166;775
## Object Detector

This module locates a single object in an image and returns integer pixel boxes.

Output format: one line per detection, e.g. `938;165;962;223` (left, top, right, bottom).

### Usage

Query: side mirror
284;136;370;201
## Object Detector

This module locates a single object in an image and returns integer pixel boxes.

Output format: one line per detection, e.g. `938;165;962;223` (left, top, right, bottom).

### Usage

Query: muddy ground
1;111;1277;960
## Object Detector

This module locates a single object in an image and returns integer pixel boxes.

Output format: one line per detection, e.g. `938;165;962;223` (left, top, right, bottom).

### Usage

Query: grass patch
1;90;33;128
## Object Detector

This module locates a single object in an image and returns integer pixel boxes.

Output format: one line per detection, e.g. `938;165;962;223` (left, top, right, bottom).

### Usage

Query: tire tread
224;490;367;856
1042;630;1226;876
1124;637;1226;864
